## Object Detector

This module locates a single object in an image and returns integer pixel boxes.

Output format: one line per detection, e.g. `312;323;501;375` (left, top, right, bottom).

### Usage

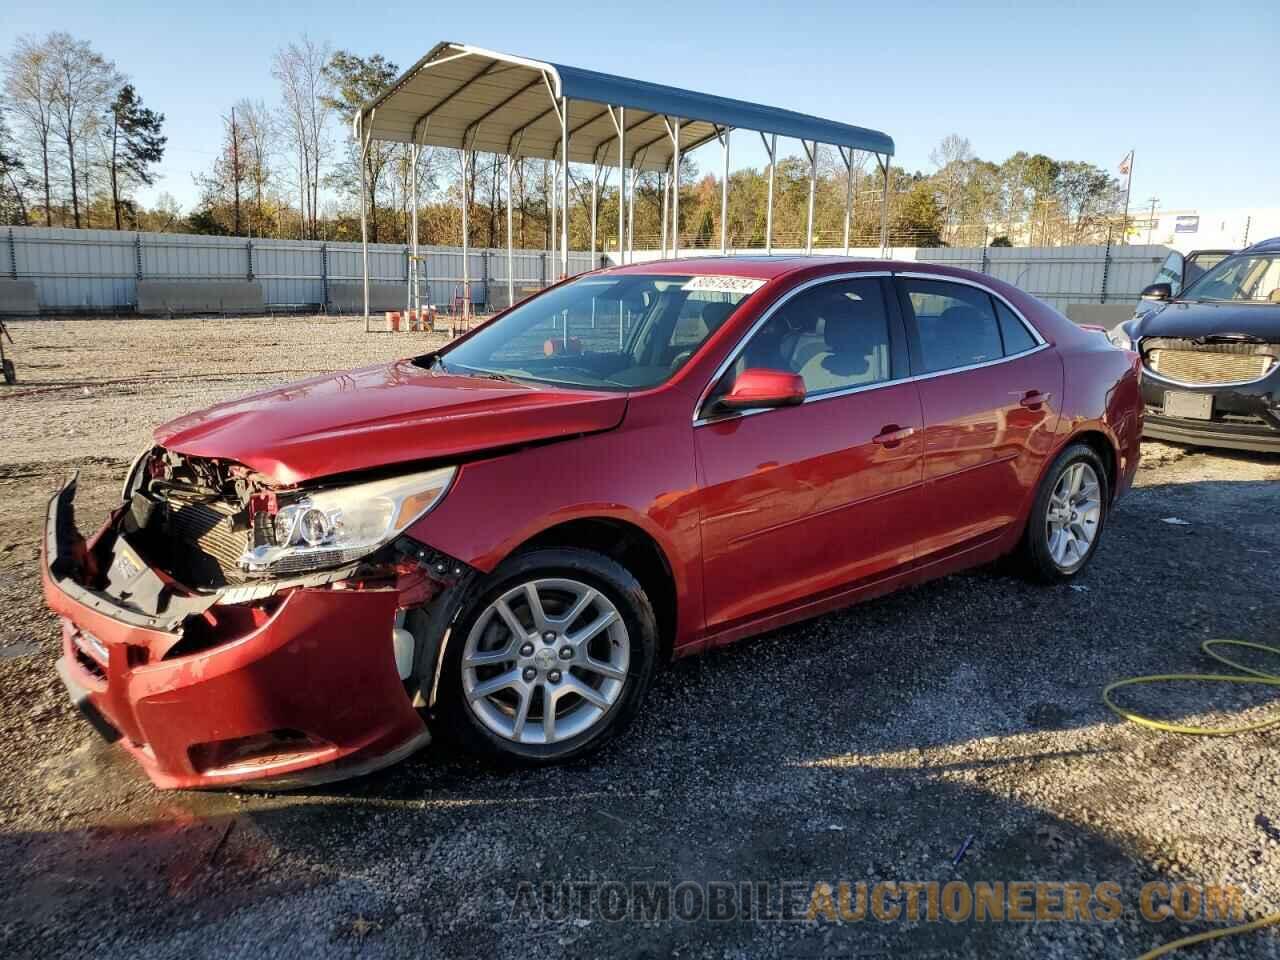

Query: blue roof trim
550;63;894;156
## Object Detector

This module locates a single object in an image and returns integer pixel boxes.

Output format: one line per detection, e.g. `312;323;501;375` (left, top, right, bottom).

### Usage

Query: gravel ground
1;317;1278;959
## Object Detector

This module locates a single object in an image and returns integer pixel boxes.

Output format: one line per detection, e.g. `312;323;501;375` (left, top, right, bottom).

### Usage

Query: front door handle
1016;390;1052;409
872;424;916;447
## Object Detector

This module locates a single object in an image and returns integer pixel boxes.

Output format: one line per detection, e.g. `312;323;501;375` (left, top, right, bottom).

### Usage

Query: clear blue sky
12;0;1279;214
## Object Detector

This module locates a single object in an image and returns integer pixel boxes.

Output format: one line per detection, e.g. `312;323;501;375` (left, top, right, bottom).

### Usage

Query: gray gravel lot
1;317;1278;959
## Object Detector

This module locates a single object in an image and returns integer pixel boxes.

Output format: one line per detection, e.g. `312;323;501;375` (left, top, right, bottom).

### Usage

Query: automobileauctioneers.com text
509;879;1248;925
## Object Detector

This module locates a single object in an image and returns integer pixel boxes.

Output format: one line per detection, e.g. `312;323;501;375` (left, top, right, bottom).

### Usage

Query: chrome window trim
692;269;1050;427
895;271;1047;348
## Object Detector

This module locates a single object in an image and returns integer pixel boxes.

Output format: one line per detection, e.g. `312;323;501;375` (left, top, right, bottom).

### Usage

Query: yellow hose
1103;639;1280;958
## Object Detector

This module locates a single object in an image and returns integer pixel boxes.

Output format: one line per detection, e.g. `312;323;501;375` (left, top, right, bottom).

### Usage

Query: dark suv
1108;237;1280;452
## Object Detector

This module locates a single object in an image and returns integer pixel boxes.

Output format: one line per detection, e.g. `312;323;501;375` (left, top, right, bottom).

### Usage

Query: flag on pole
1118;151;1133;176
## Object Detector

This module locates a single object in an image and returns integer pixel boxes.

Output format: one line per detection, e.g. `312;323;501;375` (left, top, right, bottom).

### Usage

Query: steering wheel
669;349;695;370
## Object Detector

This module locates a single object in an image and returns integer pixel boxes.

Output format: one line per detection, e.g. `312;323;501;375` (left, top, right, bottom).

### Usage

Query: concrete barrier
327;281;409;314
1065;303;1136;329
487;283;544;313
137;280;264;316
0;280;39;316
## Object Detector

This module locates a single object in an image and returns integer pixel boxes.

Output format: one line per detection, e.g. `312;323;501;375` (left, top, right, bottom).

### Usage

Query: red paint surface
48;257;1142;788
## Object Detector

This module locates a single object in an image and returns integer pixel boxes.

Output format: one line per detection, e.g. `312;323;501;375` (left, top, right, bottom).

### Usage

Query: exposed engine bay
50;450;472;667
123;448;283;589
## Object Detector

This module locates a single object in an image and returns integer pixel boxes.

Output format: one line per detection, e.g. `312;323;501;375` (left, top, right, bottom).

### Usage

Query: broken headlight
239;466;456;576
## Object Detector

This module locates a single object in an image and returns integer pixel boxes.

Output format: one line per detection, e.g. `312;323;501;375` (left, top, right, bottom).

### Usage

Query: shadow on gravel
0;767;1171;959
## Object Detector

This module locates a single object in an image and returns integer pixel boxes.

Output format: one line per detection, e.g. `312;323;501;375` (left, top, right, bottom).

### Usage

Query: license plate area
1164;391;1213;420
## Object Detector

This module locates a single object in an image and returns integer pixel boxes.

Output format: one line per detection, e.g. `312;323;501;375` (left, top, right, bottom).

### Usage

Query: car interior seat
797;293;886;393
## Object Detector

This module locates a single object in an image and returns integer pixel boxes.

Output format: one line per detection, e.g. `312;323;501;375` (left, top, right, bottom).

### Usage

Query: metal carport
354;41;895;328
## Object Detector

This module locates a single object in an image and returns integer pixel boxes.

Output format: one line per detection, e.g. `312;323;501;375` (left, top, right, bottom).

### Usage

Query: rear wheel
1019;443;1109;582
439;548;658;763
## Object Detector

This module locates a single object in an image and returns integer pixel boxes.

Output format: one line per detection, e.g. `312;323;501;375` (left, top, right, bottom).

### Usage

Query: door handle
1016;390;1052;409
872;425;916;447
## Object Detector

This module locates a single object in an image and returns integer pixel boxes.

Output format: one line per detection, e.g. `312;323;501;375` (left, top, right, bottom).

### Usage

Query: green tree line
3;35;1128;249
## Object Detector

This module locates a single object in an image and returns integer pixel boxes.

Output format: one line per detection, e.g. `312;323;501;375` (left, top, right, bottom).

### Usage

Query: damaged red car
43;257;1142;789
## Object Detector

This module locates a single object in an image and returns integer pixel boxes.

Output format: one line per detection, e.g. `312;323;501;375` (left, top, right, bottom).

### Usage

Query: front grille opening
1143;338;1279;386
166;598;282;660
188;729;327;774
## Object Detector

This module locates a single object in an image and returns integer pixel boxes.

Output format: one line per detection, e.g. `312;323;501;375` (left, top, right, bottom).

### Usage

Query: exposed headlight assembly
1105;325;1135;351
239;466;456;576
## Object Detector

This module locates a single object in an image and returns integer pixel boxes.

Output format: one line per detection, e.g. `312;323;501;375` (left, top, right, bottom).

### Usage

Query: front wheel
438;547;658;764
1019;443;1109;582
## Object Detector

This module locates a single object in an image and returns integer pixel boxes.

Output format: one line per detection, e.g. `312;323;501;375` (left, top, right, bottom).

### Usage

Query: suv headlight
1105;325;1134;351
239;466;456;576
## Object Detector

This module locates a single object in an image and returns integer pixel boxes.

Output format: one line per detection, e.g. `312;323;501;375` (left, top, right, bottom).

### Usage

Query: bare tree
44;32;120;228
273;37;332;239
192;108;250;235
3;35;58;225
233;98;274;236
929;134;974;242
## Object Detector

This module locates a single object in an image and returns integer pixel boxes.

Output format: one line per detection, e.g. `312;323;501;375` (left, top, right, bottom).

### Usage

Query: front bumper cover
42;478;431;790
1140;373;1280;453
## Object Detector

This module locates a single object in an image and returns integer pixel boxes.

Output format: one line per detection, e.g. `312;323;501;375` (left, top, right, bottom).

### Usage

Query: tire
436;547;658;764
1018;442;1110;583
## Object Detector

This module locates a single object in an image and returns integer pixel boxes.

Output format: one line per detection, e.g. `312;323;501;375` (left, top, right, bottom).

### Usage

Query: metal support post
761;133;776;255
719;126;730;254
660;169;669;257
671;118;681;259
590;157;598;270
358;111;374;331
320;242;329;313
878;154;890;258
804;140;817;254
840;147;853;256
506;154;515;308
615;107;625;263
560;97;569;279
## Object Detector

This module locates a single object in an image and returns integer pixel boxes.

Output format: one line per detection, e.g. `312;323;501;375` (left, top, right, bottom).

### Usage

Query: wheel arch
515;517;679;664
1062;428;1119;503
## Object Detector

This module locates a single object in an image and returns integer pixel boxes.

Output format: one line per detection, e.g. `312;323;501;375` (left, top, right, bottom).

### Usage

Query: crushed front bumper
1140;368;1280;453
42;478;430;790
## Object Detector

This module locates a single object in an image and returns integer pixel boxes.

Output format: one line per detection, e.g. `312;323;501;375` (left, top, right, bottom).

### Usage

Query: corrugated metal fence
617;244;1169;312
5;226;1165;315
915;244;1168;311
4;226;600;313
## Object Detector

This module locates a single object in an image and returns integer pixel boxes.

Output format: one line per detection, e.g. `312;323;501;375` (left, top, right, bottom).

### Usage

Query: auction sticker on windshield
682;276;767;295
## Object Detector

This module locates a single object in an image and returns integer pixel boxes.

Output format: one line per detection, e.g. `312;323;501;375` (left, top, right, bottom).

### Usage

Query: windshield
437;273;759;390
1180;254;1280;304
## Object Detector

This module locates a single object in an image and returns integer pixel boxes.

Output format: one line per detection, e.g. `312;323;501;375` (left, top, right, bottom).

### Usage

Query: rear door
895;275;1062;564
694;274;925;635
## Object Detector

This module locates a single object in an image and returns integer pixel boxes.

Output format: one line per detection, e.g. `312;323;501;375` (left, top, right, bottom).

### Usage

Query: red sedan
43;257;1142;789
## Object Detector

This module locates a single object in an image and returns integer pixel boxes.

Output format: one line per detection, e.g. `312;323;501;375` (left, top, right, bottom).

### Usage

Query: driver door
693;276;925;639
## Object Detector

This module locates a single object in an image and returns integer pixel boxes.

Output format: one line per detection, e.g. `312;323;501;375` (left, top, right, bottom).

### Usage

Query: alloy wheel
461;578;630;745
1045;461;1102;571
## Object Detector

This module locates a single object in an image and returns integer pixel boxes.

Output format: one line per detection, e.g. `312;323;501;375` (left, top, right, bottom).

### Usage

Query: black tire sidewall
1024;443;1110;582
437;547;658;764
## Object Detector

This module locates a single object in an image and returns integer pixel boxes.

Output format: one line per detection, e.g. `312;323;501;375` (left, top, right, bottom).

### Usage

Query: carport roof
356;42;894;173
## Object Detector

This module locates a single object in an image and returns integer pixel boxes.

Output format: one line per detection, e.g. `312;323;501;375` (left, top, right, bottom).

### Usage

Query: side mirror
1140;282;1173;301
717;369;806;412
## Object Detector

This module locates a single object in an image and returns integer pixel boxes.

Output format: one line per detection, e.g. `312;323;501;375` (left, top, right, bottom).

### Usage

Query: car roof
602;255;913;280
1241;236;1280;254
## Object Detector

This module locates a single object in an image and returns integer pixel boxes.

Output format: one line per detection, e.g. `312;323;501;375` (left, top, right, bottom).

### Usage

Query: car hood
154;360;629;484
1133;300;1280;341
